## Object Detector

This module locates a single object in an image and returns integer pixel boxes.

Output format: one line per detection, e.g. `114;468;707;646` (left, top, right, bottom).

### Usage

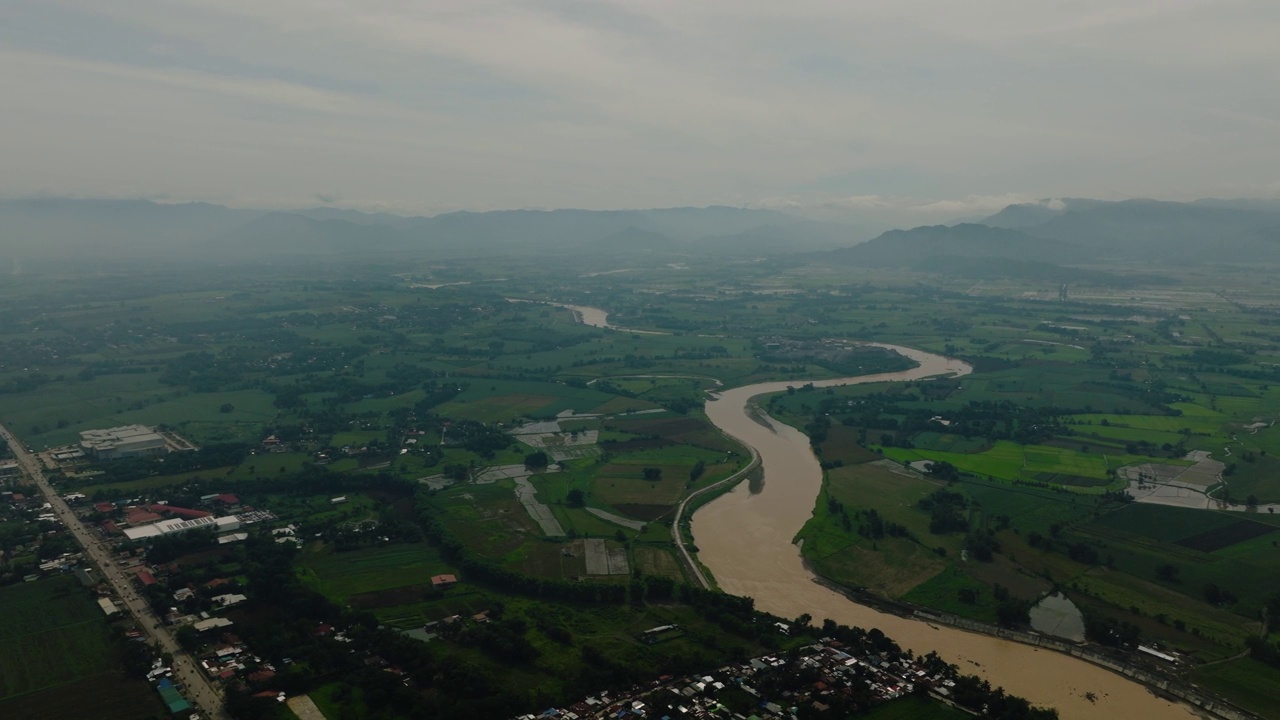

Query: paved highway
0;423;229;720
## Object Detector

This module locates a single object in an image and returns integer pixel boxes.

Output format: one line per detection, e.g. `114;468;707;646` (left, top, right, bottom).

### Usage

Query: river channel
692;345;1196;720
559;302;1196;719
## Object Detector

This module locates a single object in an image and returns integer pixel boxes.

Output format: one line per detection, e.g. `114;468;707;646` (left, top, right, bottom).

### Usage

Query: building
192;617;234;632
431;574;458;590
122;514;241;541
79;425;168;460
147;504;211;519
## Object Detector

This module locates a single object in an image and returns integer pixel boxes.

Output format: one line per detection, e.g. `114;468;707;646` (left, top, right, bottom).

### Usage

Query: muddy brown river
552;303;1198;718
692;344;1197;720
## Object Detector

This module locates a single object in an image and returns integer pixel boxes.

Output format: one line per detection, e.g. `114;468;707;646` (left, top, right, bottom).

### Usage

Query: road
670;442;759;590
0;422;230;720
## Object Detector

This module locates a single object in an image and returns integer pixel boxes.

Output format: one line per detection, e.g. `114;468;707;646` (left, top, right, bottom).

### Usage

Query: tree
566;488;585;508
524;451;549;469
642;467;662;481
219;403;235;413
1156;563;1180;583
175;624;202;652
925;460;960;481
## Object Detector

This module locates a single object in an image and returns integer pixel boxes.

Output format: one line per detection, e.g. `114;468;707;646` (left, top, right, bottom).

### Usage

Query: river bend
557;302;1196;719
691;344;1194;720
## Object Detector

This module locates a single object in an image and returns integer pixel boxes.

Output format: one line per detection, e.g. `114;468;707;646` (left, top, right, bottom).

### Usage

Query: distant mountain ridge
832;223;1080;266
825;197;1280;279
0;198;865;262
979;198;1280;262
4;195;1280;268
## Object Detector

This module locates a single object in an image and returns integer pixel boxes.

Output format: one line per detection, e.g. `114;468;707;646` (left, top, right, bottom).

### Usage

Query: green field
432;379;655;423
298;542;455;603
882;439;1150;489
1189;658;1280;720
0;577;162;719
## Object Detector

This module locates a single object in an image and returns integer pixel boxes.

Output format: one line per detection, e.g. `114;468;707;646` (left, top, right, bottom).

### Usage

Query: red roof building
94;502;116;513
148;504;211;519
430;574;458;589
126;509;163;525
135;569;157;586
216;494;240;505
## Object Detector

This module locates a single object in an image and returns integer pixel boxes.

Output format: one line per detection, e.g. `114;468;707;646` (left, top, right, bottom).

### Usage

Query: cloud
1;1;1277;211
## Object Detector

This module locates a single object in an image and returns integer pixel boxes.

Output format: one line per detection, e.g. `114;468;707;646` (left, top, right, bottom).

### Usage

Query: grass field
4;378;278;448
818;424;883;464
796;463;953;598
1189;658;1280;720
0;672;165;720
1222;454;1280;503
69;452;316;495
298;542;454;603
432;379;656;423
900;566;1000;623
0;576;161;719
633;546;685;582
883;439;1147;489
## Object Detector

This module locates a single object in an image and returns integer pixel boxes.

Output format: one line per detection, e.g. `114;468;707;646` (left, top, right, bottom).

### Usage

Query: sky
3;1;1279;221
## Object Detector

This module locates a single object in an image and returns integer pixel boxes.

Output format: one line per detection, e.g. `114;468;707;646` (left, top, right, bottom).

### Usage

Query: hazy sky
4;1;1279;218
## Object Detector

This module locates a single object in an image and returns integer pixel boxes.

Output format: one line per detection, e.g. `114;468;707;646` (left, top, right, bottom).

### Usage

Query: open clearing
298;542;453;602
0;577;161;719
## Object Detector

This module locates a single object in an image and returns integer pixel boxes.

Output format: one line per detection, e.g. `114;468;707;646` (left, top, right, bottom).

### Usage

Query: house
431;574;458;590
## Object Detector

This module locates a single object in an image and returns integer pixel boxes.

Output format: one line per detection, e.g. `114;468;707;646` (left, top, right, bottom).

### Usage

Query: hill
981;198;1280;262
0;199;828;263
830;223;1081;267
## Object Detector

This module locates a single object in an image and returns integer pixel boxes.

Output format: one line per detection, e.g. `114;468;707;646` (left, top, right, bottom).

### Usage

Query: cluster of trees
0;371;51;395
89;442;249;485
1082;611;1141;650
918;489;969;535
825;498;910;540
803;396;1078;453
442;420;513;459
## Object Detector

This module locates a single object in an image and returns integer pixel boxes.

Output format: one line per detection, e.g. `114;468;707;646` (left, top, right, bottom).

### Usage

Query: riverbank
690;345;1205;720
813;576;1258;720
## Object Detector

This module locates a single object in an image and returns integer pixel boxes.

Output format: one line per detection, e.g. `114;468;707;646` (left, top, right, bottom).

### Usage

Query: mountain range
3;197;1280;277
0;199;868;262
830;197;1280;280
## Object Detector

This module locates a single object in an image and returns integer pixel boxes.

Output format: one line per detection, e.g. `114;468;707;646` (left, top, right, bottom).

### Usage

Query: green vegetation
5;242;1280;716
0;577;162;719
1189;658;1280;720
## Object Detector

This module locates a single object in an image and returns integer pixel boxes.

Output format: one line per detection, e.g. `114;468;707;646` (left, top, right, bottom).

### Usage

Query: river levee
692;344;1199;720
